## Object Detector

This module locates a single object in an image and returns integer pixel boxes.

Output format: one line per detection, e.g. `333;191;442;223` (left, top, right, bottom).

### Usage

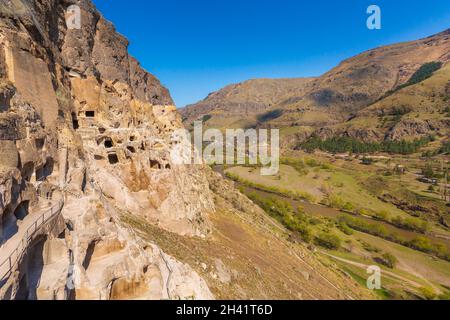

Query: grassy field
225;158;424;221
219;149;450;299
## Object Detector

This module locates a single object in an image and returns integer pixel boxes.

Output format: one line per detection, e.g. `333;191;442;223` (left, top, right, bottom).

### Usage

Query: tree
314;233;341;250
422;163;434;179
380;253;398;268
419;286;436;300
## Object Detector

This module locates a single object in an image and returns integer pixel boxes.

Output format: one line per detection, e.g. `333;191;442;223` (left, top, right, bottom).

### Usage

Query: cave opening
150;159;161;169
35;138;45;150
104;138;114;149
35;158;54;181
82;241;96;270
16;235;47;300
108;153;119;165
0;205;17;244
14;200;30;221
21;162;35;182
71;112;79;130
35;166;44;181
43;157;54;177
85;111;95;118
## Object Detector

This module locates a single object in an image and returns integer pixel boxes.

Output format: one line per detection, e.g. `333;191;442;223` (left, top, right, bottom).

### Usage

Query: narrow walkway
0;197;64;284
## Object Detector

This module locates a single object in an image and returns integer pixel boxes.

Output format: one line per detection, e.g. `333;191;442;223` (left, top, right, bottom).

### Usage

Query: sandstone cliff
0;0;213;299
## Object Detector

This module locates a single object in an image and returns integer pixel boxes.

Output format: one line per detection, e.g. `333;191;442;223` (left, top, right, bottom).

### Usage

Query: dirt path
321;252;442;293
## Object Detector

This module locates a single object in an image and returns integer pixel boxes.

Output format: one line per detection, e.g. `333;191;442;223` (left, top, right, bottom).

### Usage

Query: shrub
337;221;354;235
327;195;350;211
380;253;398;268
202;114;212;122
247;192;312;243
360;241;381;253
257;109;283;122
305;158;320;167
281;157;308;175
391;216;428;233
408;236;433;253
419;286;436;300
342;202;355;212
314;232;341;250
374;210;389;221
383;62;443;97
361;157;374;165
422;163;435;179
405;62;442;86
438;141;450;155
340;216;450;261
298;136;433;155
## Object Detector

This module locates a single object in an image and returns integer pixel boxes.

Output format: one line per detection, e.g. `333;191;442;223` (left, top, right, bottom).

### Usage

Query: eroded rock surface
0;0;213;300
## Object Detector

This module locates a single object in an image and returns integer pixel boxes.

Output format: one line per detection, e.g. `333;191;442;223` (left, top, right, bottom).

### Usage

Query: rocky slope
0;0;370;300
315;62;450;143
182;78;314;129
0;0;215;300
181;29;450;145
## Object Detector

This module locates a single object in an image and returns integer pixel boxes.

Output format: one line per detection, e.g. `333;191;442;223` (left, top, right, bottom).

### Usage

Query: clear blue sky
92;0;450;107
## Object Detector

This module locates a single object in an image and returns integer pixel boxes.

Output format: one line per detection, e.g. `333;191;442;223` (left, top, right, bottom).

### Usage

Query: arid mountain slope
182;78;314;129
315;62;450;142
182;29;450;139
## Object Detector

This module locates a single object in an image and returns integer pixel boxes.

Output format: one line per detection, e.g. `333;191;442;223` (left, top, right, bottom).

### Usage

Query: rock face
0;0;213;300
182;78;314;129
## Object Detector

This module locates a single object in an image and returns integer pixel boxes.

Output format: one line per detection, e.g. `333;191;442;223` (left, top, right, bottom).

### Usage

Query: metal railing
0;198;64;283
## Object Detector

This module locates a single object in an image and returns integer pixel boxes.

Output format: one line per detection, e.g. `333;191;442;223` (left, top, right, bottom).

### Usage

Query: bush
247;192;312;243
337;221;354;235
281;158;309;175
408;236;433;253
314;233;341;250
226;171;318;203
360;241;381;253
391;216;428;233
257;109;283;122
383;62;443;97
202;114;212;122
305;158;320;167
422;163;435;179
361;157;374;165
419;286;436;300
327;195;353;212
374;210;389;221
438;141;450;155
438;291;450;300
339;215;450;261
380;253;398;269
298;136;433;155
405;62;442;86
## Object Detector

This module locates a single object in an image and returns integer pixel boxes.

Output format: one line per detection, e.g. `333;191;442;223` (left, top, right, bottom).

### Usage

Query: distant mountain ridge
181;29;450;146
